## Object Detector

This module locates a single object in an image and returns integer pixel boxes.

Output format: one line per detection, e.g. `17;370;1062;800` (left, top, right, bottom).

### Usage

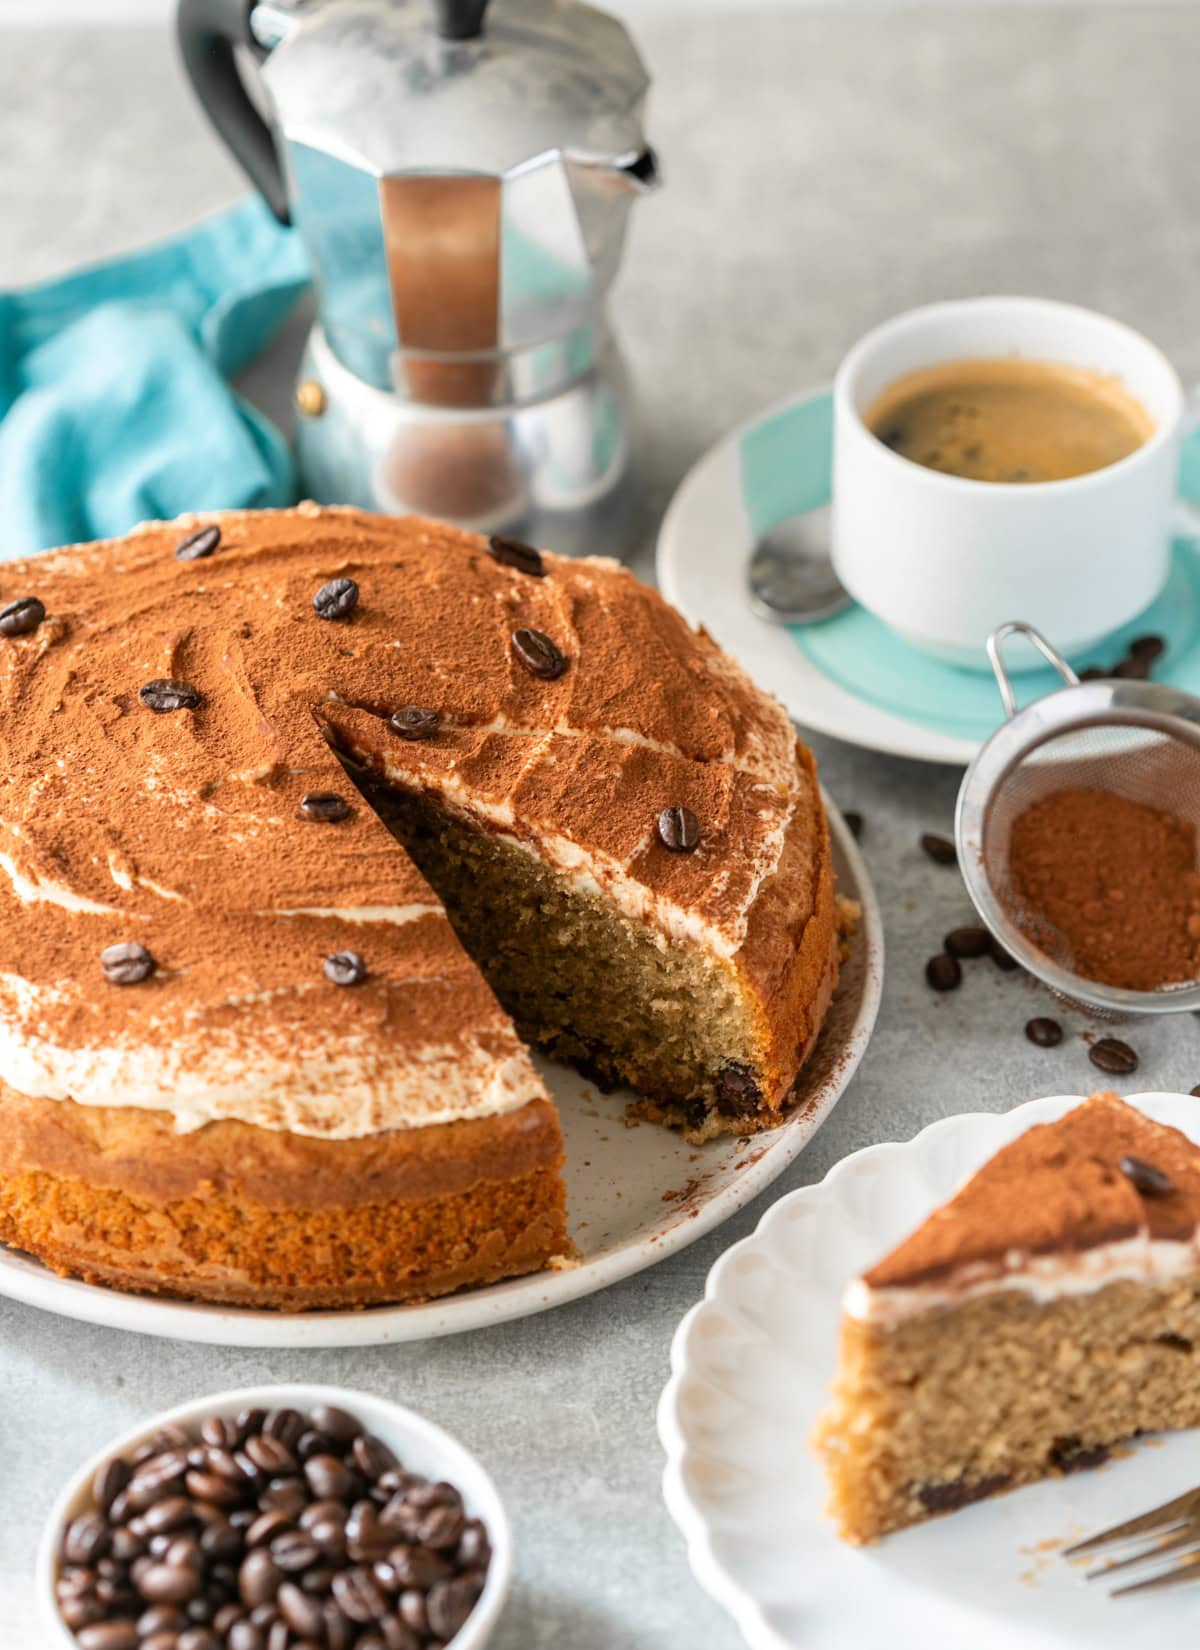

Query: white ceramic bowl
37;1383;511;1650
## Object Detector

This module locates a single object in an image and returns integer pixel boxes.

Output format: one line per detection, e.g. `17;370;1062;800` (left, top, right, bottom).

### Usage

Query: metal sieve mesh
956;623;1200;1017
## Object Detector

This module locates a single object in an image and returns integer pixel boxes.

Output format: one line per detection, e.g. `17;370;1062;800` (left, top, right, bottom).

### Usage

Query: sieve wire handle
986;622;1079;720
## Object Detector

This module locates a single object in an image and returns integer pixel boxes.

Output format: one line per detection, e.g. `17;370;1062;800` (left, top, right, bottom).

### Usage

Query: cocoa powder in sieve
1008;786;1200;991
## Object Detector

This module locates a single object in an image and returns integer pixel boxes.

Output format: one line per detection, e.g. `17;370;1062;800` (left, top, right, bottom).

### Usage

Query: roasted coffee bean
919;832;957;866
1120;1154;1175;1198
107;1489;135;1525
228;1622;265;1650
511;626;567;680
262;1409;307;1451
989;937;1019;972
657;804;700;853
143;1497;195;1536
239;1549;284;1608
313;577;359;620
323;1604;357;1650
331;1567;389;1623
297;1429;336;1462
456;1519;491;1570
140;678;201;713
406;1482;461;1512
201;1445;243;1484
298;791;351;824
377;1617;420;1650
76;1624;139;1650
246;1509;294;1549
135;1428;193;1464
100;941;157;986
376;1470;423;1500
1089;1036;1139;1076
309;1406;362;1444
266;1622;289;1650
200;1416;242;1451
174;525;221;562
271;1530;320;1573
138;1605;188;1636
1025;1016;1063;1048
398;1589;429;1636
1113;654;1150;680
237;1409;267;1440
200;1519;242;1560
1077;665;1106;682
299;1563;336;1594
385;1544;451;1588
57;1568;98;1601
842;809;864;840
427;1575;484;1641
137;1562;203;1604
925;953;962;992
345;1500;390;1562
177;1630;221;1650
164;1533;203;1570
213;1604;244;1634
0;595;45;636
486;534;545;577
185;1469;241;1507
92;1457;131;1515
378;1496;422;1540
260;1477;307;1518
277;1581;325;1638
63;1513;111;1565
943;926;990;959
416;1504;464;1551
245;1435;298;1476
60;1596;107;1631
324;950;368;988
1130;633;1166;663
300;1499;348;1532
352;1436;398;1482
389;705;440;741
307;1515;348;1559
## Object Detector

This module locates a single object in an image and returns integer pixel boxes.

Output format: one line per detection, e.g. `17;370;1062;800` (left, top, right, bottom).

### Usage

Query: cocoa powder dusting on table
1008;786;1200;991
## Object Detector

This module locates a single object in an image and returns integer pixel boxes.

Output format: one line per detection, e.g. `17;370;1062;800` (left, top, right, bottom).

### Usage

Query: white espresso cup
831;296;1187;667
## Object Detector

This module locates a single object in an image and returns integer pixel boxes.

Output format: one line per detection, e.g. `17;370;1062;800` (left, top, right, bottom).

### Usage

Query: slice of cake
813;1092;1200;1543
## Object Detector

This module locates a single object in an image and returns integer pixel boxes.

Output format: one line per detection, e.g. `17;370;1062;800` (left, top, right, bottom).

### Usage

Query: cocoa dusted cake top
0;505;820;1138
847;1093;1200;1324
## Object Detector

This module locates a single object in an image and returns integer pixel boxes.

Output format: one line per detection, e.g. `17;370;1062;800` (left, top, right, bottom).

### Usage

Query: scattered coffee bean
925;953;962;992
1192;1085;1200;1098
1113;654;1150;680
842;809;864;840
140;678;201;713
100;942;156;987
1130;633;1166;663
389;706;440;741
989;938;1019;972
324;950;367;988
920;832;957;866
944;926;990;959
657;805;700;853
0;595;45;636
298;792;351;823
1025;1017;1063;1048
486;534;544;577
511;627;567;680
1119;1154;1175;1198
1089;1036;1139;1076
313;577;359;620
174;526;221;562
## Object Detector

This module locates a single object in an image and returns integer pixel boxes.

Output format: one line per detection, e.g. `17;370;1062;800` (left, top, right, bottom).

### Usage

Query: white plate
0;798;881;1347
658;1090;1200;1650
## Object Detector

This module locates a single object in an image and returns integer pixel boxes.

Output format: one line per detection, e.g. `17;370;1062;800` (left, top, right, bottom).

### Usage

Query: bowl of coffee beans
37;1383;510;1650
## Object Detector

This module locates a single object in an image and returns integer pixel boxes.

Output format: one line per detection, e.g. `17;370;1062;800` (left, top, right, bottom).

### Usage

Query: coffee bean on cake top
390;706;440;741
486;534;544;577
657;805;700;853
313;577;360;620
511;627;567;680
0;595;45;636
139;679;201;713
53;1401;491;1649
174;525;221;562
325;950;368;987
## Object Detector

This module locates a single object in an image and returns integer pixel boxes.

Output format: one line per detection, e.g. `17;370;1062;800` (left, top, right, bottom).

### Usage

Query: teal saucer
739;391;1200;744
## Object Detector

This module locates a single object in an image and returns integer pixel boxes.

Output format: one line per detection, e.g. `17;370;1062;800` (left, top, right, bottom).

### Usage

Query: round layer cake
0;506;839;1308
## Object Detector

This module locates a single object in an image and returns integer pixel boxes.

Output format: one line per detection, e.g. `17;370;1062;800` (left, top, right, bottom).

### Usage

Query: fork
1064;1484;1200;1596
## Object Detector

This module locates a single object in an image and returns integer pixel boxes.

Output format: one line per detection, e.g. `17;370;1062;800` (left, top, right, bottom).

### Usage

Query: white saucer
0;798;881;1347
658;1090;1200;1650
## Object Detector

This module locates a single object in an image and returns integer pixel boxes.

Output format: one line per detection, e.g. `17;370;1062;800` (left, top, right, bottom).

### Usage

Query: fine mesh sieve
955;621;1200;1016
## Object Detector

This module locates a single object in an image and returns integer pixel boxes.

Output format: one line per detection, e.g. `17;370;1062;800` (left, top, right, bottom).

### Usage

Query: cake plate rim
0;791;882;1347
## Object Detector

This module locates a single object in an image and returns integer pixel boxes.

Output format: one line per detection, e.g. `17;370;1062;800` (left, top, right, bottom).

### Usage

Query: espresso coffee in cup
864;357;1155;484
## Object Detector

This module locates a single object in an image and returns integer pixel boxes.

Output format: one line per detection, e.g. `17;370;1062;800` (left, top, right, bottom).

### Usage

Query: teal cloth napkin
0;197;310;556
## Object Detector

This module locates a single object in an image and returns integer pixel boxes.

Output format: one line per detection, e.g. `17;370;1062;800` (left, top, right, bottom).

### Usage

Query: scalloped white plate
0;797;882;1347
659;1091;1200;1650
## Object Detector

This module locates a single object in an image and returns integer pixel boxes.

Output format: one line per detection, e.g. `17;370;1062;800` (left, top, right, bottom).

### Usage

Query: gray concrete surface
4;5;1200;1645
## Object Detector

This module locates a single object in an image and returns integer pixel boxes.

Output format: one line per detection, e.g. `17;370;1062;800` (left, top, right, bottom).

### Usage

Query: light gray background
4;5;1200;1646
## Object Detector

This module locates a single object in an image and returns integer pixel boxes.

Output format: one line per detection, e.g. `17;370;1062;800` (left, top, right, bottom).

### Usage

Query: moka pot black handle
177;0;290;224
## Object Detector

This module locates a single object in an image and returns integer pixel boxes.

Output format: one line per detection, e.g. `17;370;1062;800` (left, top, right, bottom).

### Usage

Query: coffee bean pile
1077;633;1165;683
55;1403;491;1650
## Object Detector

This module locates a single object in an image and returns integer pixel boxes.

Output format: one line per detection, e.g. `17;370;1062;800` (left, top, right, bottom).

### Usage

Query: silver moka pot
178;0;659;556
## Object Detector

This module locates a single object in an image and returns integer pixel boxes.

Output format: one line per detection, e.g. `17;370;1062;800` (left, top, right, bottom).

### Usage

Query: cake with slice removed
813;1091;1200;1542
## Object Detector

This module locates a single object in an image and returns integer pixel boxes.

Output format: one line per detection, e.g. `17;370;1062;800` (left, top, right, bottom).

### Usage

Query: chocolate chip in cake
1049;1436;1110;1474
913;1471;1011;1514
174;526;221;562
101;942;156;986
324;950;367;987
299;792;351;823
1089;1036;1139;1076
1025;1016;1063;1048
313;577;359;620
0;595;45;636
944;925;990;959
919;832;957;866
657;805;700;853
714;1063;760;1119
487;534;545;577
842;809;864;840
512;627;567;680
139;678;201;713
925;953;962;992
389;705;440;741
1119;1154;1175;1198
